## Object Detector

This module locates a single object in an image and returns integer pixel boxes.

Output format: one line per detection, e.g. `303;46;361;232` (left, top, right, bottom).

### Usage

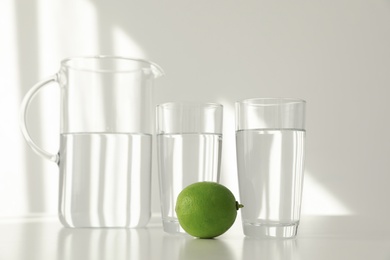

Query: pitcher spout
148;61;165;78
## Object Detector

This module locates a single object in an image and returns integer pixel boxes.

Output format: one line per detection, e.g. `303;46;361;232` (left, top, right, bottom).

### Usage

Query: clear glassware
235;98;306;238
20;56;164;228
156;102;223;233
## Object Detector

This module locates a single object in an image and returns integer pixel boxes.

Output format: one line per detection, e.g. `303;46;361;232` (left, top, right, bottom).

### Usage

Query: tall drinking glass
235;98;306;238
156;102;223;233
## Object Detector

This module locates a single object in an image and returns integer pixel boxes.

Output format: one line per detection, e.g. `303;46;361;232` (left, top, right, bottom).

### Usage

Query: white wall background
1;0;389;221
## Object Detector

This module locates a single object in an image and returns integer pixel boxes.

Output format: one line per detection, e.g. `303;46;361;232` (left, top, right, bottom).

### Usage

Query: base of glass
243;221;299;239
162;219;186;234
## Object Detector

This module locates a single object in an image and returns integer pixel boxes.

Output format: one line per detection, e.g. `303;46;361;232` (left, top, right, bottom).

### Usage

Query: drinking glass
156;102;223;233
235;98;306;238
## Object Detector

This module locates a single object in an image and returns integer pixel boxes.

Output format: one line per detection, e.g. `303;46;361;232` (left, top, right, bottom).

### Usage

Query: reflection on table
1;216;390;260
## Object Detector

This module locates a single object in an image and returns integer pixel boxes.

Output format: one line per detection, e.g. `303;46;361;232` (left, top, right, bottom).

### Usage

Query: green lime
175;181;243;239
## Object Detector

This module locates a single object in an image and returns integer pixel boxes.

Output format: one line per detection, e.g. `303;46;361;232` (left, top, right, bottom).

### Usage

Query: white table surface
1;214;389;260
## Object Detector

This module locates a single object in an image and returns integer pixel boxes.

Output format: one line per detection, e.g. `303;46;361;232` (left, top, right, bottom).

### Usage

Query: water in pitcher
157;133;222;232
58;133;152;228
236;129;305;227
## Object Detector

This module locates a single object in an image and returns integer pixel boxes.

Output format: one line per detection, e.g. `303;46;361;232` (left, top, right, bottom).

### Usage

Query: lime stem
236;201;244;210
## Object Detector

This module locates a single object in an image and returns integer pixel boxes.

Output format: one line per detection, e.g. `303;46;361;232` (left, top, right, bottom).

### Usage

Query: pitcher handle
20;74;60;164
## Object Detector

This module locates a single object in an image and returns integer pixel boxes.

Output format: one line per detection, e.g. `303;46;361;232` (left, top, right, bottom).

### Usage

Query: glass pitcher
20;56;164;228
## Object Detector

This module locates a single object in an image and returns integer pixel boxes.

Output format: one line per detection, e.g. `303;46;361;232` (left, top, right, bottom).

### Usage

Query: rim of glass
237;97;306;106
157;101;223;110
60;55;164;75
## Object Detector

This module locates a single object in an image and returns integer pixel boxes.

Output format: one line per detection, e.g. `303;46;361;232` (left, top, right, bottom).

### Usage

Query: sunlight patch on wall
34;0;101;215
0;0;28;216
216;98;353;216
301;173;353;216
38;0;99;71
112;26;145;59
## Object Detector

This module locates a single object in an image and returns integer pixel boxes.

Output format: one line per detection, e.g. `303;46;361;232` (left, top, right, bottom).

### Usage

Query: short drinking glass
156;102;223;234
235;98;306;238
